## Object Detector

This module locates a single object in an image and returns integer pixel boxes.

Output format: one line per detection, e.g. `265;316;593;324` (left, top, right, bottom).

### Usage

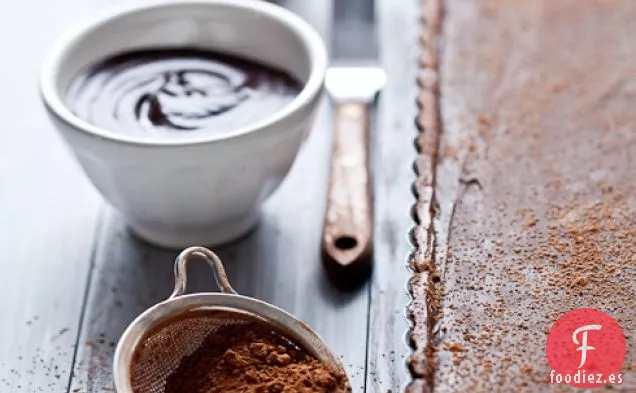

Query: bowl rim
39;0;327;147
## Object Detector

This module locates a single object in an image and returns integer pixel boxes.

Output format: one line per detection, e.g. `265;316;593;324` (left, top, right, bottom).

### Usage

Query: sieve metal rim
112;246;348;393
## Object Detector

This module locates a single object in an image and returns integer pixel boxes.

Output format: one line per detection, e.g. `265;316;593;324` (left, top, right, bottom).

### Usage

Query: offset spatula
321;0;386;288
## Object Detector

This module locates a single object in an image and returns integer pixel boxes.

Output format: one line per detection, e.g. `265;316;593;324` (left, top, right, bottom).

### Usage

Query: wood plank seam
407;0;444;391
363;282;372;393
64;207;106;393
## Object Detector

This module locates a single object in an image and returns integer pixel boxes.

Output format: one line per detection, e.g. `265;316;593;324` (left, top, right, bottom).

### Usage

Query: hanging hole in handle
334;236;358;250
169;246;237;299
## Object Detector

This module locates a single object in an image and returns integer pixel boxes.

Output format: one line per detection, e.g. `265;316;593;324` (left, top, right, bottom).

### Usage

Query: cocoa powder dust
161;321;349;393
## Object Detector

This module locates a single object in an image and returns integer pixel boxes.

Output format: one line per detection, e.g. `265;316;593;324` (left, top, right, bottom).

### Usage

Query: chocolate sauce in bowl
66;48;302;138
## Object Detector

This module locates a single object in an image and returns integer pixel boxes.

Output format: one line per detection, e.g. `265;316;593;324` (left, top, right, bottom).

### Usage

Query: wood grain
410;0;636;391
0;1;105;392
322;101;374;288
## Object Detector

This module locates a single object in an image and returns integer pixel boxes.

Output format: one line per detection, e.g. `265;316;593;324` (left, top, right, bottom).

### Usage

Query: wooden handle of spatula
321;101;373;288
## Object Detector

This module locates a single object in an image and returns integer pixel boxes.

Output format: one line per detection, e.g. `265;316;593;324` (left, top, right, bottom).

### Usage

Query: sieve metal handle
169;246;238;298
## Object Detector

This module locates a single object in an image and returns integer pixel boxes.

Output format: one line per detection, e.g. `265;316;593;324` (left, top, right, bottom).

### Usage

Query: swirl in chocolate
66;48;301;138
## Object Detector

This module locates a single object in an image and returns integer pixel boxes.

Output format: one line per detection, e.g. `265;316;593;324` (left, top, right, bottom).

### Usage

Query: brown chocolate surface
409;0;636;391
66;48;301;138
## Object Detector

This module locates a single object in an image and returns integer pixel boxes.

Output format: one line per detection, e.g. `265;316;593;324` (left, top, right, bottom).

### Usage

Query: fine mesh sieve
113;246;351;393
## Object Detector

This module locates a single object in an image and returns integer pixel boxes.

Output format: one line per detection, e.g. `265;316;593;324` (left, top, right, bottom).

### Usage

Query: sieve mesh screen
129;310;253;393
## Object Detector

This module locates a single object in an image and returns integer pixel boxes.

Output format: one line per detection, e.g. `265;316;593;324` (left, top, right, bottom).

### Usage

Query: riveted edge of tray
406;0;444;392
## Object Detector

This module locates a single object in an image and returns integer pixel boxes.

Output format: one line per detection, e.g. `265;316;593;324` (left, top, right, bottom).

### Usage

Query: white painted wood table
0;0;419;391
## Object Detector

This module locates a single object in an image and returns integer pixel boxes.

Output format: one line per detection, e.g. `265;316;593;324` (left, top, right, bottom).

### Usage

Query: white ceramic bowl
40;0;327;248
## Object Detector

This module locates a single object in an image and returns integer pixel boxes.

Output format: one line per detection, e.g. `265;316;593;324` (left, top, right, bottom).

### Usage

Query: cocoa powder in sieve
163;321;349;393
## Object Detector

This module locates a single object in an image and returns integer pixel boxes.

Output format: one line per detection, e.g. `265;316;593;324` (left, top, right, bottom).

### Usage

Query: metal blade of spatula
321;0;386;288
